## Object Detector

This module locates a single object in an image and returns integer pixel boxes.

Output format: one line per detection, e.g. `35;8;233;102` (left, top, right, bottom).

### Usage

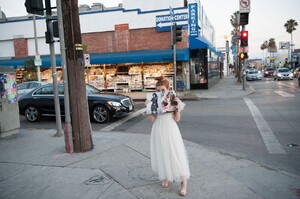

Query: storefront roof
0;49;190;68
189;36;223;58
90;49;190;64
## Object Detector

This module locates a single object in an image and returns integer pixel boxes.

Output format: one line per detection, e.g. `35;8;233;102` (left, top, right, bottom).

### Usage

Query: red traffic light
241;31;248;38
240;31;248;47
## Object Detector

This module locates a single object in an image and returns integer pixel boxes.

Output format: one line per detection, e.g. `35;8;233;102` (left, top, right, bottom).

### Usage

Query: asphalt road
19;77;300;176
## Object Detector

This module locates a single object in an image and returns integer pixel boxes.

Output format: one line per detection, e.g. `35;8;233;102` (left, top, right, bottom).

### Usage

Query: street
19;77;300;177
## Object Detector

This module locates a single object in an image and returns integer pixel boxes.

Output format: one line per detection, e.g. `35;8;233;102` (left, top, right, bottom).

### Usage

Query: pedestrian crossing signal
173;23;182;44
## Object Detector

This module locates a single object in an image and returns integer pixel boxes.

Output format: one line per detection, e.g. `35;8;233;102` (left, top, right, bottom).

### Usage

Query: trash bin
0;66;20;138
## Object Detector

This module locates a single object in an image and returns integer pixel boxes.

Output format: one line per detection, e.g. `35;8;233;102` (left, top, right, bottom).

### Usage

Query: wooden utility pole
61;0;93;152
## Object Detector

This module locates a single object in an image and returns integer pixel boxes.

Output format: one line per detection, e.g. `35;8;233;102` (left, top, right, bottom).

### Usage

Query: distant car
263;67;275;77
246;70;262;81
18;84;134;123
293;67;300;78
273;68;293;81
17;81;48;97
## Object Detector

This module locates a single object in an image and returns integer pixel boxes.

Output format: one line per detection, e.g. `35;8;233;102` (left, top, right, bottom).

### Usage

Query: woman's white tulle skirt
150;112;190;182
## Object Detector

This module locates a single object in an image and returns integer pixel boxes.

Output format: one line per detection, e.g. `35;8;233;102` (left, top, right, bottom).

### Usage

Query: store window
190;49;208;89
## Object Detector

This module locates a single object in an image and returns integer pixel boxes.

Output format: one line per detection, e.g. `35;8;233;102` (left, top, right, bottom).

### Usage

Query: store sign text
189;3;198;37
155;13;188;32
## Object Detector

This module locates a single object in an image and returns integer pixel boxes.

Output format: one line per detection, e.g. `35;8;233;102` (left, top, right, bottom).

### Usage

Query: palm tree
260;40;268;66
284;19;298;69
230;11;241;81
230;11;239;46
267;38;277;53
284;19;298;50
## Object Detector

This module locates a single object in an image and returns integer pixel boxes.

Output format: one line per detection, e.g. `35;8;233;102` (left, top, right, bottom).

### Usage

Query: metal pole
46;3;63;137
173;43;177;91
33;14;41;81
242;25;246;90
57;0;73;153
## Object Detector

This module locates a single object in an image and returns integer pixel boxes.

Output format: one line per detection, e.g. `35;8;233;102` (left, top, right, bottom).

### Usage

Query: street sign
34;54;42;66
231;45;237;54
34;58;42;66
156;13;188;32
84;54;90;66
279;41;290;49
189;3;198;37
240;0;250;13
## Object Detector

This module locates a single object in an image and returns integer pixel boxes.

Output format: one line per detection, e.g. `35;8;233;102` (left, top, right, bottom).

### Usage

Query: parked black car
18;84;134;123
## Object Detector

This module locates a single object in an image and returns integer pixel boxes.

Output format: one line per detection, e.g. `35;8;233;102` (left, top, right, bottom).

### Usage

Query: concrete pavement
1;75;300;199
1;129;300;199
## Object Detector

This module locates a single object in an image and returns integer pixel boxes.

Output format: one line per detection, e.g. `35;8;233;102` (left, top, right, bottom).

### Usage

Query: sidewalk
0;129;300;199
1;75;299;199
125;74;256;101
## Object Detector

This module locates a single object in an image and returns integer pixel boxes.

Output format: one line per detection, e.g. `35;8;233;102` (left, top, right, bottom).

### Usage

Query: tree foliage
230;11;239;45
267;38;277;52
23;58;37;81
284;19;298;34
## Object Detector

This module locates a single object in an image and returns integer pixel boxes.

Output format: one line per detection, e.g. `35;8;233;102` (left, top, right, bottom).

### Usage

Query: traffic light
240;31;248;47
239;52;248;60
52;20;59;38
24;0;44;16
173;23;182;44
285;58;288;64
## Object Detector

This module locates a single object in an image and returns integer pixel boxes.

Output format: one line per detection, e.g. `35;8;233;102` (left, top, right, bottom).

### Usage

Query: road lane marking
277;82;297;89
244;98;286;154
274;91;295;97
100;108;146;131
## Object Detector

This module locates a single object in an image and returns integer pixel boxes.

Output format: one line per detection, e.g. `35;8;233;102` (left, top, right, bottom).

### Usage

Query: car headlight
107;101;122;107
278;73;283;77
289;73;293;77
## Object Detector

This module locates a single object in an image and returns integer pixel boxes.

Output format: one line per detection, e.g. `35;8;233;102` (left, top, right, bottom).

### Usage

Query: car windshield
266;68;274;71
248;71;258;74
86;85;101;94
278;68;290;73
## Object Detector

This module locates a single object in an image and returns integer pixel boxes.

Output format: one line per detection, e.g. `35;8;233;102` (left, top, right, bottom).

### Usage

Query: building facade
0;0;222;91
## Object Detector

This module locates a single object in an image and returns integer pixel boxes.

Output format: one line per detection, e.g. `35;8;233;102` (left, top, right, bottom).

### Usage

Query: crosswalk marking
277;82;297;89
274;91;295;97
244;98;286;154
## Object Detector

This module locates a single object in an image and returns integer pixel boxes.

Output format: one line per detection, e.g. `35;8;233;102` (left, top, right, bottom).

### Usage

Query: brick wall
13;38;28;58
82;24;188;54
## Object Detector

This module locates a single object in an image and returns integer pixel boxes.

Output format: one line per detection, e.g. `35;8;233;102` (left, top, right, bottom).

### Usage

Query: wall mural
0;73;17;104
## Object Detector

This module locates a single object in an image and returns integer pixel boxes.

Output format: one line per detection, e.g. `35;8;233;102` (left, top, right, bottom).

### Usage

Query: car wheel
92;105;110;123
24;106;41;122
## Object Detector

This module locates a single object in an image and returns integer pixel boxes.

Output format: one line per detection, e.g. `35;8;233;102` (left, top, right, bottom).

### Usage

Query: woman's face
157;85;168;92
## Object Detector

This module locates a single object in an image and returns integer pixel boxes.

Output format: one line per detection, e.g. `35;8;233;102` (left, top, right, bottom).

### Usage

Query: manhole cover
287;143;298;147
84;175;112;186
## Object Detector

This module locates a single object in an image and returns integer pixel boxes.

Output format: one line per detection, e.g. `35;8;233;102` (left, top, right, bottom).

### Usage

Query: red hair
155;76;169;89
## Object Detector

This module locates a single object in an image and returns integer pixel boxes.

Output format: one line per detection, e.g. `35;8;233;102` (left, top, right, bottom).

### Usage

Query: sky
0;0;300;59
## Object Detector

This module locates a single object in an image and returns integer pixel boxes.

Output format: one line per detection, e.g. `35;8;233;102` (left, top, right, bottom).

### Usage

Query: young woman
146;76;190;196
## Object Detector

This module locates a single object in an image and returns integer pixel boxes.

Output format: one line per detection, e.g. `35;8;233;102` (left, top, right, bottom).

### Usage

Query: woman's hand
144;100;150;106
148;114;157;122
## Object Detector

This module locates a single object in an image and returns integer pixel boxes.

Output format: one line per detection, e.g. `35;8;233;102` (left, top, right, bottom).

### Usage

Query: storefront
189;36;222;89
4;48;190;92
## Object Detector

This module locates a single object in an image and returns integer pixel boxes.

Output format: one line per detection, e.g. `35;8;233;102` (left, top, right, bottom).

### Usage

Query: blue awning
90;49;190;64
189;36;223;57
0;49;189;68
0;55;62;68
